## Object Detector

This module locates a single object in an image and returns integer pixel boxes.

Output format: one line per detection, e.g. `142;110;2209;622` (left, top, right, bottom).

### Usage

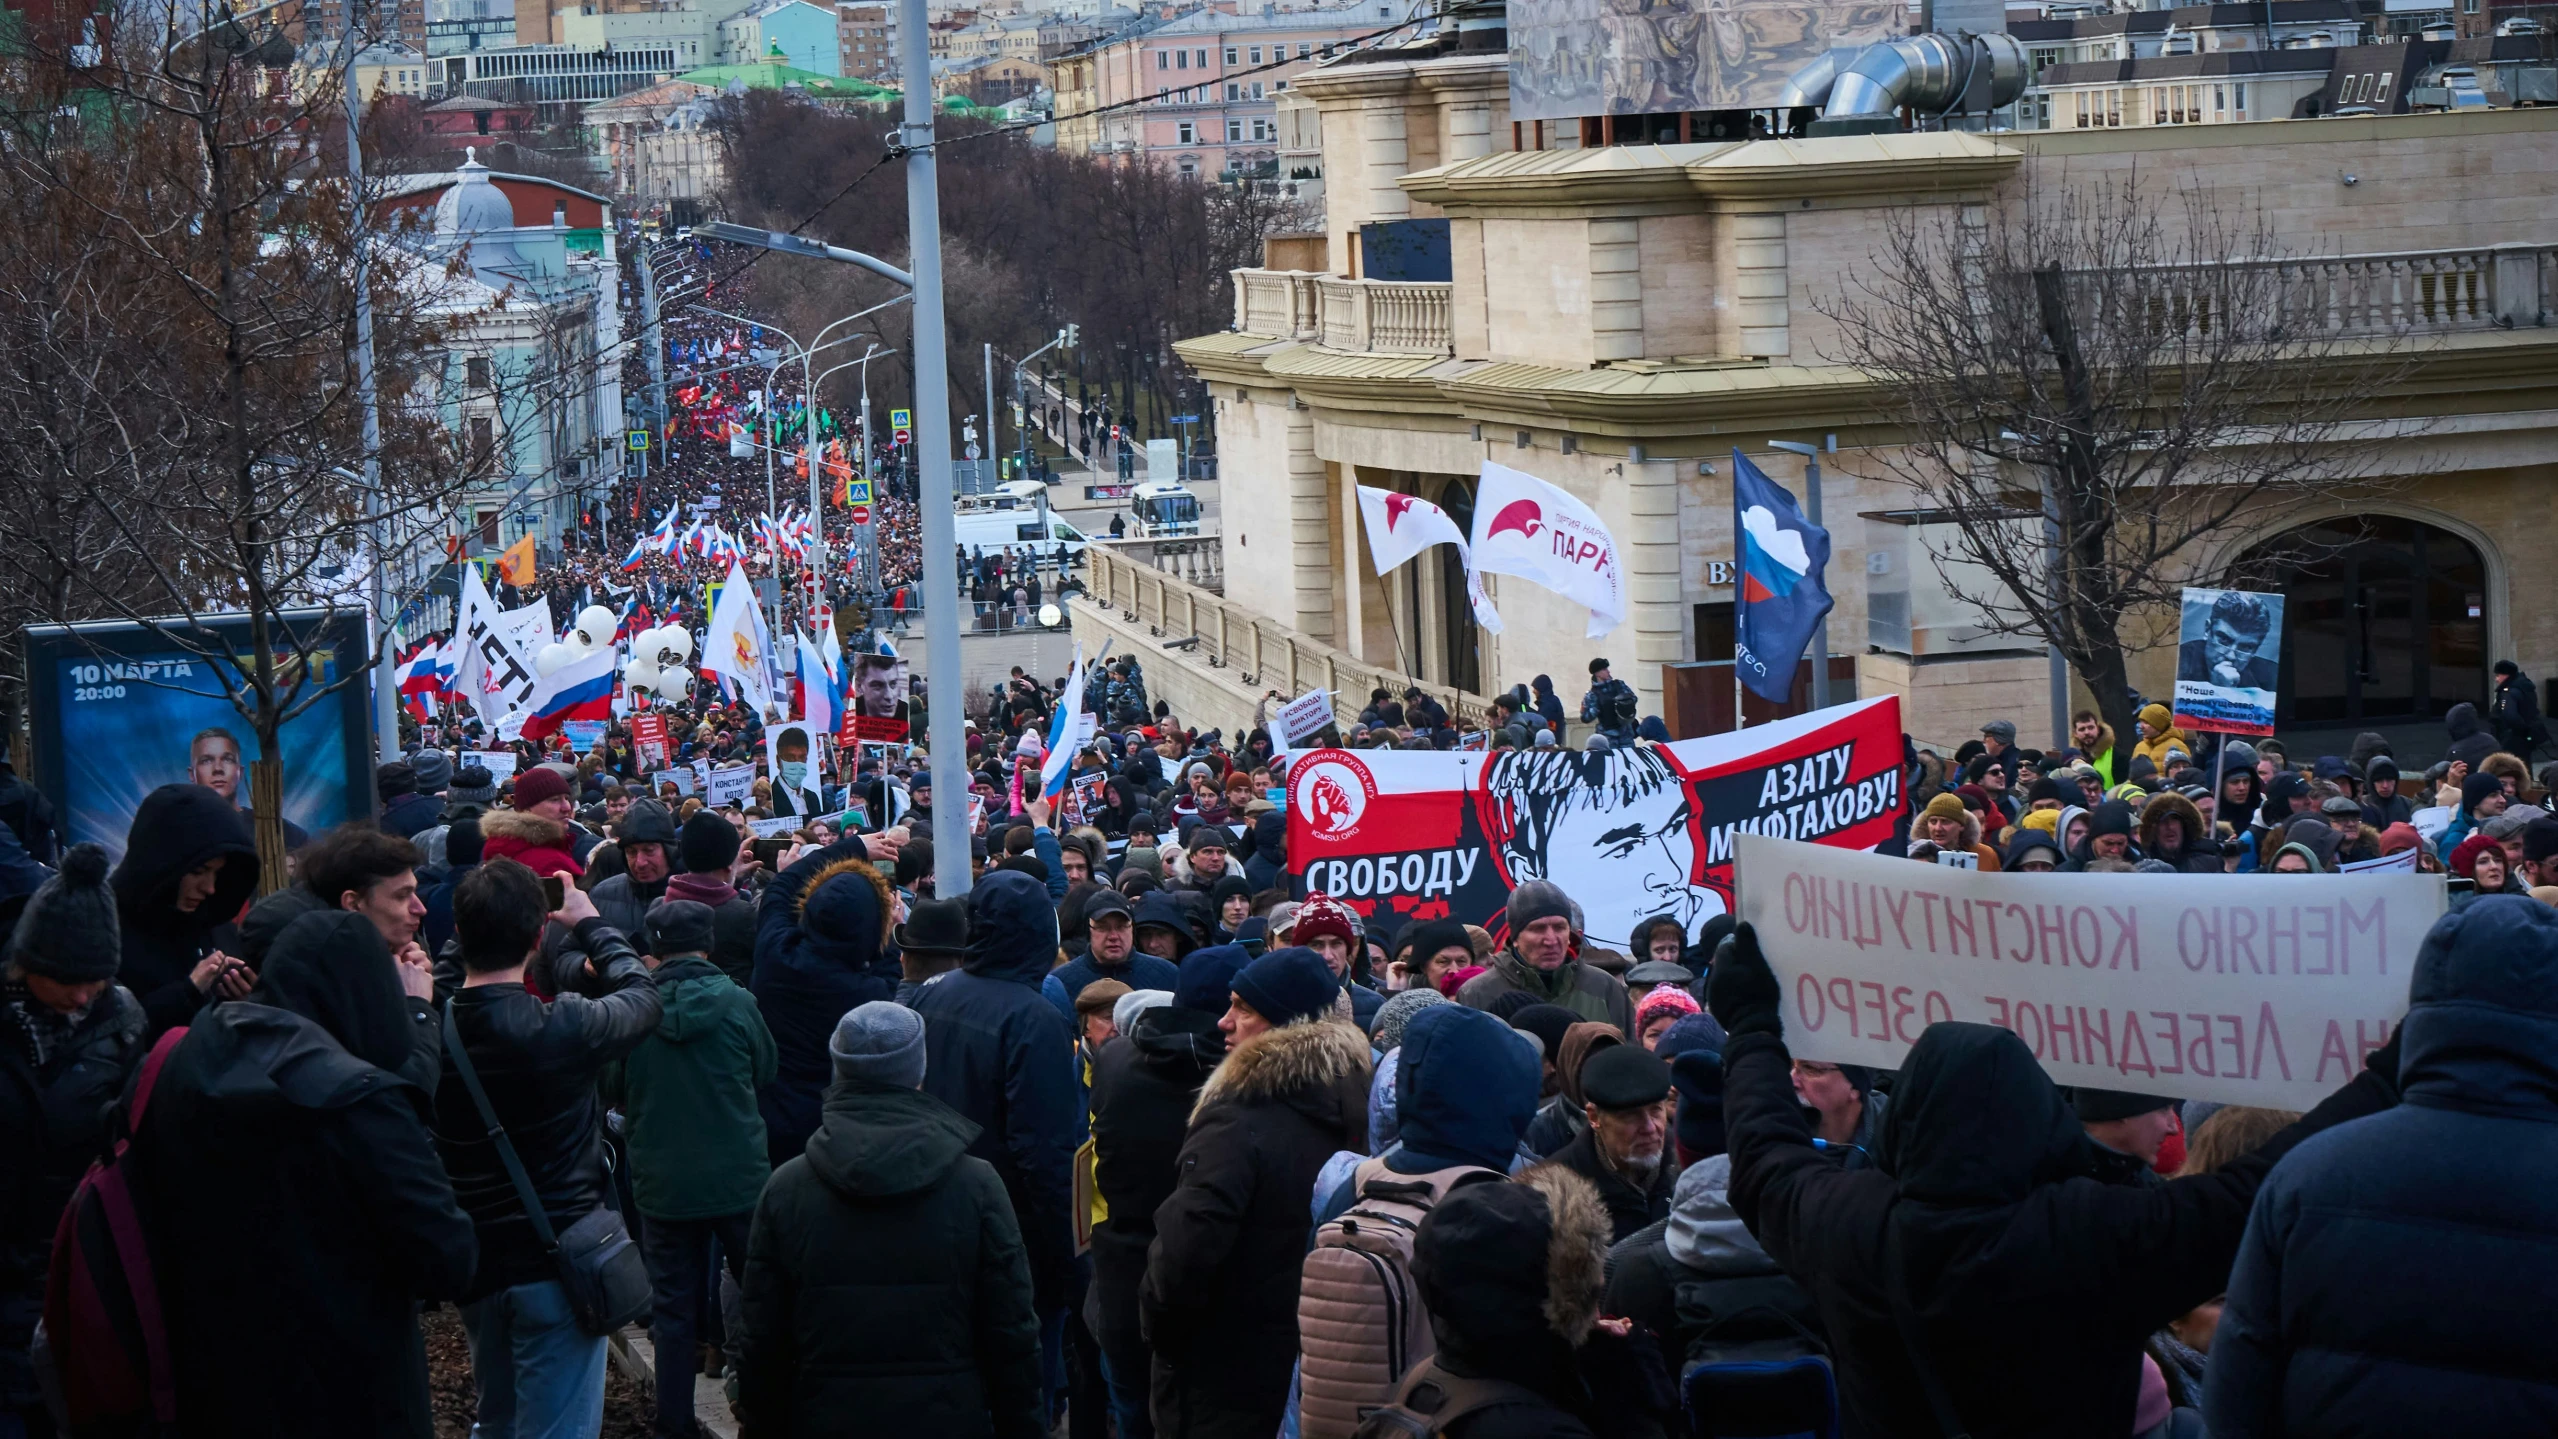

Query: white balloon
534;641;569;676
624;657;661;689
655;672;690;701
660;629;692;662
577;605;616;644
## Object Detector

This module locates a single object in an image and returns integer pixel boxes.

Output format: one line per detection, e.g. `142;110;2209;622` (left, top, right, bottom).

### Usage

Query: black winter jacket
753;841;897;1167
736;1079;1042;1439
1723;1020;2397;1439
137;913;477;1439
1553;1125;1677;1245
0;983;144;1412
1086;1004;1224;1351
911;871;1080;1314
110;783;261;1037
432;916;660;1301
2205;896;2558;1438
1142;1018;1369;1435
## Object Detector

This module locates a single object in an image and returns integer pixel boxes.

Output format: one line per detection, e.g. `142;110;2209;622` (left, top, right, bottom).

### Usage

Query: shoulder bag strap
442;997;560;1254
1882;1205;1973;1439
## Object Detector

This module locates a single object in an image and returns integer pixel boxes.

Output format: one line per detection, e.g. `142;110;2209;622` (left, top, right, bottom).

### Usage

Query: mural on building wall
1508;0;1898;120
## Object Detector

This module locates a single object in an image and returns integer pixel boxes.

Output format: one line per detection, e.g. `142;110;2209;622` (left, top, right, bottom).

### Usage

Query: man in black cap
2074;1088;2180;1184
585;798;678;934
1978;719;2021;786
1554;1042;1678;1241
890;895;968;1005
1047;889;1178;1012
1579;658;1638;746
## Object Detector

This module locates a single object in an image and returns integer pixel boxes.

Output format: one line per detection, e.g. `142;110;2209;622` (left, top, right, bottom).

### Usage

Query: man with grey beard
1553;1042;1677;1243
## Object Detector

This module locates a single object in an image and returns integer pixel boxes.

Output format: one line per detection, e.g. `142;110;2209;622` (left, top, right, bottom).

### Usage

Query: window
2234;82;2246;115
1226;118;1243;141
1223;44;1238;63
1193;47;1206;66
1297;41;1310;56
1251;116;1271;140
1177;120;1194;143
1249;80;1264;98
1248;44;1261;62
465;356;492;387
1225;81;1240;99
1157;48;1169;69
2214;83;2225;118
1173;47;1185;68
468;417;495;462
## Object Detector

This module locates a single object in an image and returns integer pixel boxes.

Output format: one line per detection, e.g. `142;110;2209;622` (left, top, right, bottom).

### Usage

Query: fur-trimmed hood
1195;1015;1371;1119
2139;791;2209;855
478;808;572;848
1413;1162;1610;1358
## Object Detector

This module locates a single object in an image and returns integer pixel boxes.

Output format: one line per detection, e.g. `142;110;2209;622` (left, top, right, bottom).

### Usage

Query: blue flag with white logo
1732;449;1834;704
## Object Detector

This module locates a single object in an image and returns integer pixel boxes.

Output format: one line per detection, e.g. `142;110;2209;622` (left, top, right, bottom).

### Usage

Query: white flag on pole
1355;485;1504;634
700;561;775;714
1469;460;1626;638
452;567;542;721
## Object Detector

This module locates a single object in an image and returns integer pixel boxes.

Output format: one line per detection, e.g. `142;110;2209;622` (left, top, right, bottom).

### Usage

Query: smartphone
752;837;792;869
542;875;566;911
1936;849;1979;870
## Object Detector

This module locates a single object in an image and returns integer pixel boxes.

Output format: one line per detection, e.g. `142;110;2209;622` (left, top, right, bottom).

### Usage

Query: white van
954;508;1089;560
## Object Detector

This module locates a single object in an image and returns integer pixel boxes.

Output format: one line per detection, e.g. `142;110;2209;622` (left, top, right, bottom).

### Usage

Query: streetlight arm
693;222;916;289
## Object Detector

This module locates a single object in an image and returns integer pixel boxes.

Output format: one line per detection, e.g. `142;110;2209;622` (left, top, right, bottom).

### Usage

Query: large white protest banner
1733;835;2443;1110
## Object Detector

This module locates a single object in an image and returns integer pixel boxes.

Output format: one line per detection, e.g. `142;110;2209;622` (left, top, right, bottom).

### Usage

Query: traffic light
1060;323;1079;348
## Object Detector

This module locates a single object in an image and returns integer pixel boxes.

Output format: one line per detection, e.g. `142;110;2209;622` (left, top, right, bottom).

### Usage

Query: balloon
577;606;616;646
534;642;569;676
655;671;690;701
660;629;693;662
624;658;660;689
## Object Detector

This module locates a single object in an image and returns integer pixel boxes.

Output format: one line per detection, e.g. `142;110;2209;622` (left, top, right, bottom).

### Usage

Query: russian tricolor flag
520;645;617;742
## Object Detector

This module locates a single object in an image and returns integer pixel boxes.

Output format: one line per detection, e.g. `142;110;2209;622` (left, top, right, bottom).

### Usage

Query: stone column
1288;406;1333;642
1730;213;1789;360
1590;217;1643;363
1624;459;1685;721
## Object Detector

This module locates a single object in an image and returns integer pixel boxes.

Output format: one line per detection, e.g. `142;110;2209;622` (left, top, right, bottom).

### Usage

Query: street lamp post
688;93;964;898
1769;436;1837;711
815;346;895;602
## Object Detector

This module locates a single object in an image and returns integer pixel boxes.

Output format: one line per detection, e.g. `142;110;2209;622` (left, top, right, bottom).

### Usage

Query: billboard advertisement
23;609;377;862
1287;696;1903;950
1508;0;1900;121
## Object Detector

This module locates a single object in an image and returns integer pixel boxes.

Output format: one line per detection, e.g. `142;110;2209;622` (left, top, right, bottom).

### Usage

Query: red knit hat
1290;891;1359;949
512;766;571;811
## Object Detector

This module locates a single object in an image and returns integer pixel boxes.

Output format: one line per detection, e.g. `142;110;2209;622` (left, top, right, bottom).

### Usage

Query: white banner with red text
1733;835;2444;1110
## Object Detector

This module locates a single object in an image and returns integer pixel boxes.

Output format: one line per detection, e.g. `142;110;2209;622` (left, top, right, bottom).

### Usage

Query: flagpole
1732;451;1747;733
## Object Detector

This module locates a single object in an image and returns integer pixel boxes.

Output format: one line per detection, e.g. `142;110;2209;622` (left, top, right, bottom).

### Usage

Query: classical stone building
1081;44;2558;758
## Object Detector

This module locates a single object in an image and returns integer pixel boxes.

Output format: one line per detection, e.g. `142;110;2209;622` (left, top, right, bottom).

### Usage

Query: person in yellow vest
2131;703;2192;774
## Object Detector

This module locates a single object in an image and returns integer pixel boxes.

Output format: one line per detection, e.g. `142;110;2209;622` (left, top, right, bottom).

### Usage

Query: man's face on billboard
190;735;242;801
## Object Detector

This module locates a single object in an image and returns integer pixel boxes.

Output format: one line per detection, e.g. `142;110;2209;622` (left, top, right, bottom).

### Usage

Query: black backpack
1675;1275;1839;1439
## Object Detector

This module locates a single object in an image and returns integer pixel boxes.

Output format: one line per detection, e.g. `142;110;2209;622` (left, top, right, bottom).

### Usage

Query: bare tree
1820;178;2420;751
0;2;483;881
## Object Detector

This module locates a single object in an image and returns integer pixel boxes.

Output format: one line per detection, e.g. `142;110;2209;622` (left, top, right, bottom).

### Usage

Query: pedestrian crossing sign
846;478;873;505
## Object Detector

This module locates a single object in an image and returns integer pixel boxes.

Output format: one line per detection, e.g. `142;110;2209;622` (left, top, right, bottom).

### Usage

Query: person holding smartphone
433;860;661;1439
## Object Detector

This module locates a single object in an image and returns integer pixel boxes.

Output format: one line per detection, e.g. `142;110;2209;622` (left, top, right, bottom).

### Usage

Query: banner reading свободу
1733;835;2442;1110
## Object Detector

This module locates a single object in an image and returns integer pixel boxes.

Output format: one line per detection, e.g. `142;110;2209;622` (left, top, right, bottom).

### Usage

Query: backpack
1349;1360;1556;1439
1298;1157;1505;1439
40;1025;190;1436
1675;1275;1840;1439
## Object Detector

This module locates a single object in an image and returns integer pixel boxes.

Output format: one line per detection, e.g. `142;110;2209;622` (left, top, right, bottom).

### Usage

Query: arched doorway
2233;515;2488;725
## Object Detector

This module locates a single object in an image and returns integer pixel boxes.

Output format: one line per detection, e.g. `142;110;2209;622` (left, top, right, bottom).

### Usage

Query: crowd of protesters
3;656;2552;1439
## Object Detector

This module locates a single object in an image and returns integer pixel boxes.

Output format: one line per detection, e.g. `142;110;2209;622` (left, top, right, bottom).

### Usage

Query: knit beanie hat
5;843;121;983
2071;1087;2177;1123
448;815;486;867
644;899;715;960
2462;772;2506;814
1920;791;1969;825
1174;942;1252;1013
377;762;418;800
411;749;453;794
447;765;498;807
1505;878;1574;935
680;811;742;873
1506;1002;1580;1062
1635;984;1701;1029
1371;986;1450;1052
1228;945;1340;1027
1670;1050;1726;1164
829;1000;927;1089
512;766;570;811
1290;892;1359;950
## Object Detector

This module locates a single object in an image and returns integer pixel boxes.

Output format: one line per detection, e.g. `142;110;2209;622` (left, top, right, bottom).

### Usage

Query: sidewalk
610;1325;739;1438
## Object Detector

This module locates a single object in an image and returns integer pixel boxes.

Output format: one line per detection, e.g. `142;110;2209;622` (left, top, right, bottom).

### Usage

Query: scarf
3;977;86;1069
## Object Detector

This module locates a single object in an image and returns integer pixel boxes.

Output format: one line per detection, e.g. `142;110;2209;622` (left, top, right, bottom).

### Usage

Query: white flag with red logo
1469;461;1626;638
1355;485;1503;634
